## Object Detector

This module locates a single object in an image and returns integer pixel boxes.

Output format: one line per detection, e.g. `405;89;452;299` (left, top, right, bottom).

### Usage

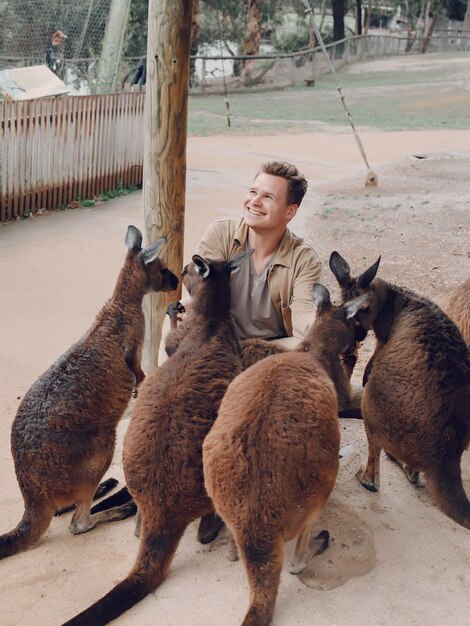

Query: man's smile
247;207;265;216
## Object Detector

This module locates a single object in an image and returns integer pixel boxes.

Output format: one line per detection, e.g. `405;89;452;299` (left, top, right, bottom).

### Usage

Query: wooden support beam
143;0;193;370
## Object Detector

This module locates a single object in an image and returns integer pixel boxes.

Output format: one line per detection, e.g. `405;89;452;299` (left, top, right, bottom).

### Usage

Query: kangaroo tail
238;535;284;626
0;503;53;559
62;529;183;625
427;455;470;530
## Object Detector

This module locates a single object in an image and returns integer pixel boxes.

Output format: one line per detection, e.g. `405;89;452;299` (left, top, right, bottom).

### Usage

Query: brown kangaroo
62;250;252;626
0;226;178;559
329;251;470;529
203;283;367;626
439;278;470;348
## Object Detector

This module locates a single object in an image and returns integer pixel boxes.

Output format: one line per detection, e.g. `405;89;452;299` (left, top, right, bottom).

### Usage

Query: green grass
188;51;470;135
77;183;140;208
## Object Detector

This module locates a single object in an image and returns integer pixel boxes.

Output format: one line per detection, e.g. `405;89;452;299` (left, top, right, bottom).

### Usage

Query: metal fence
190;32;470;94
0;92;144;222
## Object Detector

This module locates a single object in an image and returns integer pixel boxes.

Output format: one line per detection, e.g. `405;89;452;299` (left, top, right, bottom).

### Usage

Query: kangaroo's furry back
439;278;470;348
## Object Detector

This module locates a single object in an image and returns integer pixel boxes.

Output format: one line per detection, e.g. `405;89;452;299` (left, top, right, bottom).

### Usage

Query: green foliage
123;0;148;57
198;0;246;50
198;0;311;52
80;199;96;207
273;12;310;52
79;182;139;208
96;182;139;201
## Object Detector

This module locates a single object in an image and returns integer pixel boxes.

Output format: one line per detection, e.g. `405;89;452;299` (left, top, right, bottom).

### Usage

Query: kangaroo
330;251;470;529
203;283;367;626
439;278;470;348
62;251;251;626
0;226;178;559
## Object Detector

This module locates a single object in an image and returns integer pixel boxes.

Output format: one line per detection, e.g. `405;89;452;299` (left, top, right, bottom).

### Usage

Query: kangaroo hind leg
357;438;382;492
289;505;325;574
70;491;137;535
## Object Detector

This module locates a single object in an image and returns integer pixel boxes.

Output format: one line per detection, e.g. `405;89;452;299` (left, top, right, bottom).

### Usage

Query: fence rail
190;32;470;93
0;93;145;222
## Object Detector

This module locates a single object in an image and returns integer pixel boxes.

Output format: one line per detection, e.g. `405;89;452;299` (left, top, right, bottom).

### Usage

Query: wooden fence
0;92;145;222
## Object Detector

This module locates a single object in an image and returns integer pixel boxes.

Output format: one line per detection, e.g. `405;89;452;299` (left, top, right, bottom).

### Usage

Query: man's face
243;173;298;232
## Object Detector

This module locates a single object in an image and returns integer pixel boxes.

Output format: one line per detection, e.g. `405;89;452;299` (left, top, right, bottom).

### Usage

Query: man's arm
270;335;303;349
289;248;322;341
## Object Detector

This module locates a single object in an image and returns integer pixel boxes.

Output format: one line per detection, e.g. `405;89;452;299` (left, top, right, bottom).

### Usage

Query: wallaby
203;283;367;626
330;251;470;529
62;251;251;626
439;278;470;348
0;226;178;559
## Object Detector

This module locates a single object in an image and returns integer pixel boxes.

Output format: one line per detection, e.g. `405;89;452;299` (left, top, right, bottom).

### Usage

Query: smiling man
195;161;321;347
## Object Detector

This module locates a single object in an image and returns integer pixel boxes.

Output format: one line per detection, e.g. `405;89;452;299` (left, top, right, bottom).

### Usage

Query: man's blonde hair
258;161;308;206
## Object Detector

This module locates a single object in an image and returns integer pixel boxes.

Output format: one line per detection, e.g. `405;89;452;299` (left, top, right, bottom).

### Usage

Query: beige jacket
196;218;322;347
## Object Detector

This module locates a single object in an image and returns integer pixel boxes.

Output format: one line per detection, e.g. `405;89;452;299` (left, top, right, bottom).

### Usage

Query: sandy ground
1;129;470;626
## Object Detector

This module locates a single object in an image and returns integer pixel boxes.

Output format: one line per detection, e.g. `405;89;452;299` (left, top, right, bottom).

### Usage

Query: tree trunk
97;0;132;93
463;0;470;29
319;1;328;32
356;0;363;35
423;0;431;40
405;19;417;52
406;0;424;53
364;0;371;34
331;0;346;42
241;0;262;82
242;0;262;56
143;0;192;370
189;0;200;87
421;1;443;53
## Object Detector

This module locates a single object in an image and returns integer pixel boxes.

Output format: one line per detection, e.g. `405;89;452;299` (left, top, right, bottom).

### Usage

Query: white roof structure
0;64;70;100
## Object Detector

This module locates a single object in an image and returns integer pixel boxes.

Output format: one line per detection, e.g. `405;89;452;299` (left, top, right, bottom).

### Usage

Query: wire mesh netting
0;0;115;92
0;2;469;97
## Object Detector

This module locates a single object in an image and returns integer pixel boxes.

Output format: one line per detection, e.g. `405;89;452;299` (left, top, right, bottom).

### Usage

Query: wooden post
143;0;193;370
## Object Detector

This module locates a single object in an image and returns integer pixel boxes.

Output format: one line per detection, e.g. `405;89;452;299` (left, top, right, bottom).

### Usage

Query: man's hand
167;301;186;329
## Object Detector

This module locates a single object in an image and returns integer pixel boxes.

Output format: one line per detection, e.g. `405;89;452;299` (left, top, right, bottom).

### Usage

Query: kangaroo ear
329;251;352;287
311;283;331;311
141;237;167;265
192;254;211;278
342;294;368;320
226;249;254;273
358;256;381;289
126;225;143;252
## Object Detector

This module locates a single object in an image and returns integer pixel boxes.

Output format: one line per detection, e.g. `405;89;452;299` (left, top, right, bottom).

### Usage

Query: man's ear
286;203;298;221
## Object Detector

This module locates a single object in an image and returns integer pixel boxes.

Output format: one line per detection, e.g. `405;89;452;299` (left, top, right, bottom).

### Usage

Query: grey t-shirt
230;247;287;340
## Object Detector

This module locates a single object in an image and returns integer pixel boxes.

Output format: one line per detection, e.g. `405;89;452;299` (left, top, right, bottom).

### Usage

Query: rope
301;0;375;175
216;9;232;128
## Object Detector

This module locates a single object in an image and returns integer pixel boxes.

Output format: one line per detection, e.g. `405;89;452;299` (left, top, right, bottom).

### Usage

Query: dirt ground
1;127;470;626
